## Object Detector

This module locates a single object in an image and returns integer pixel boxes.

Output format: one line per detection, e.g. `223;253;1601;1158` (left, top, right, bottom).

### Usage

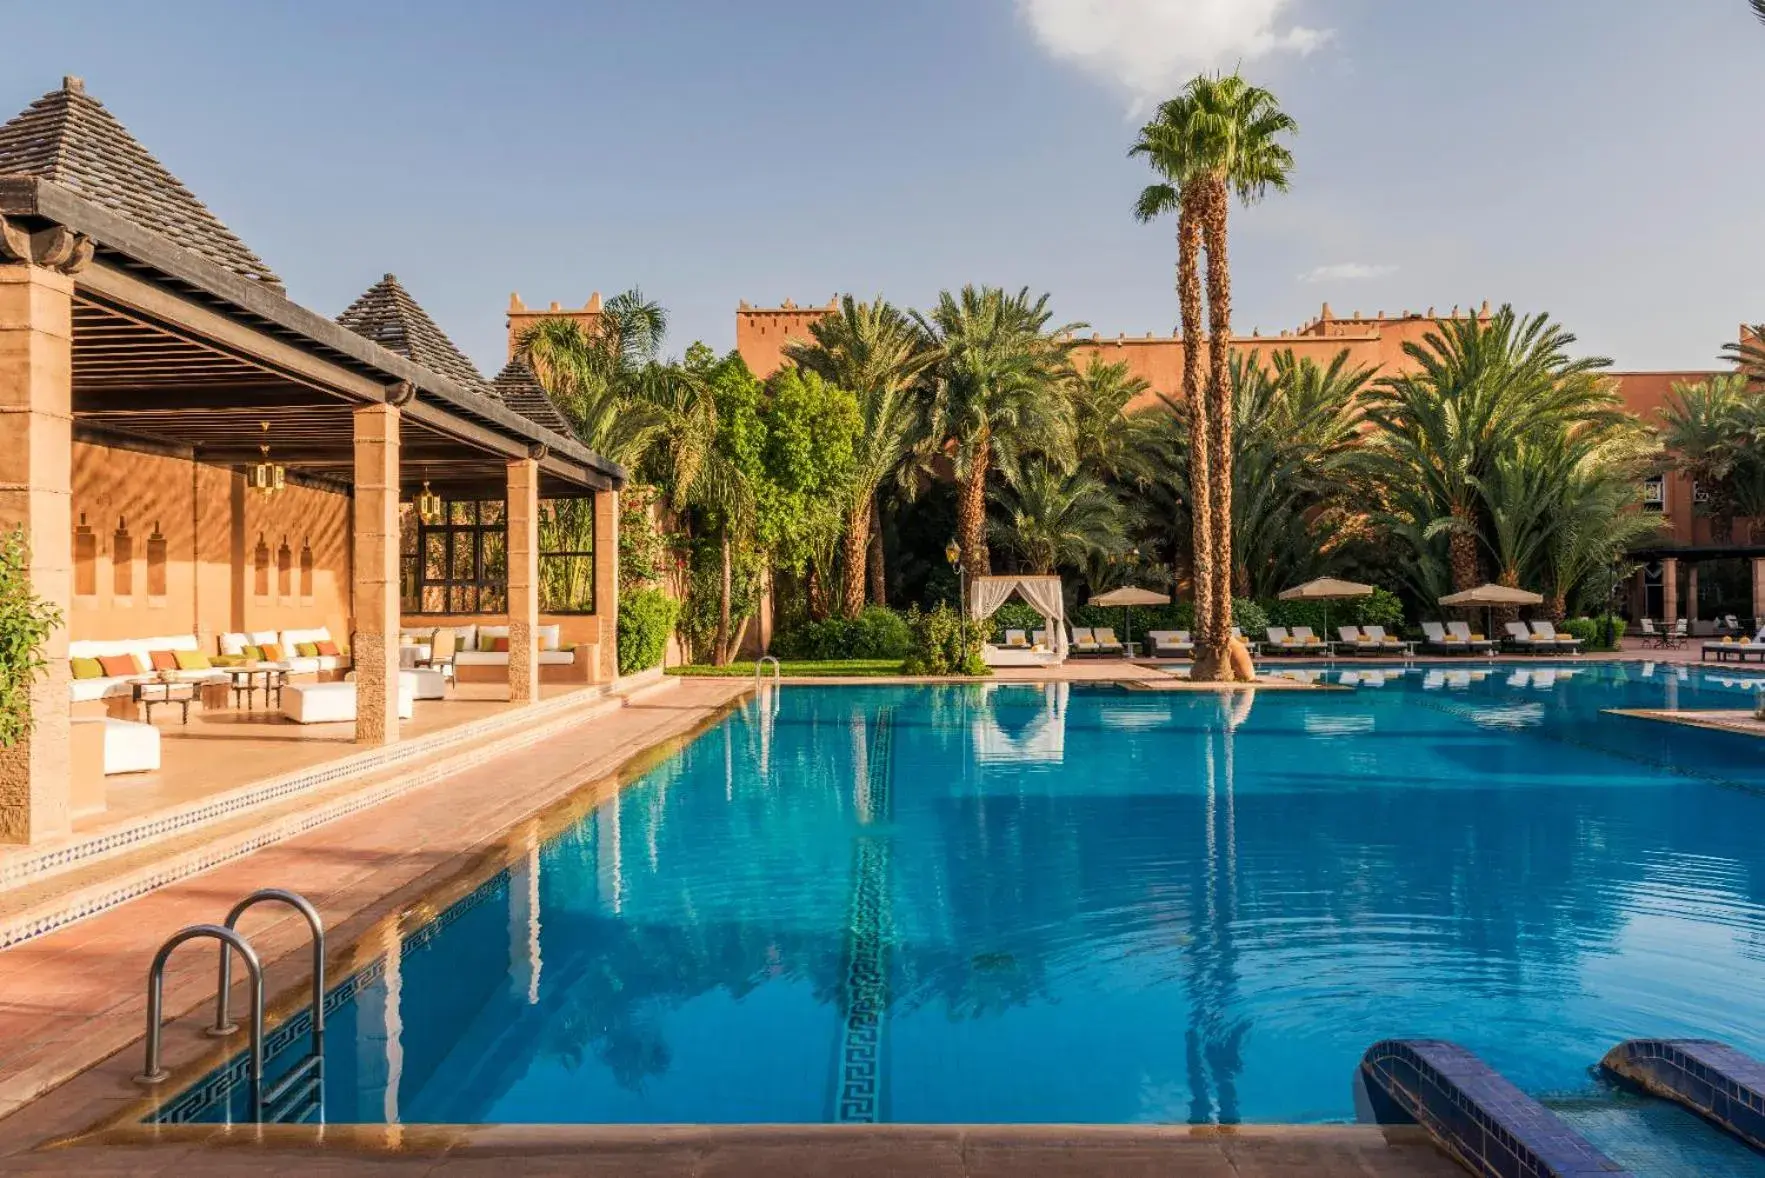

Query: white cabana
970;574;1068;665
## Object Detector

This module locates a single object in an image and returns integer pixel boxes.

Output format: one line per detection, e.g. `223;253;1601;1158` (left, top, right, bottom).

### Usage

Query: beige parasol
1439;583;1545;643
1277;577;1375;646
1088;586;1172;647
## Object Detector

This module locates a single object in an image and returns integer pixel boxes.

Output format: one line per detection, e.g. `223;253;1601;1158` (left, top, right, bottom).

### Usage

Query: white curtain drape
968;576;1020;628
1014;576;1067;656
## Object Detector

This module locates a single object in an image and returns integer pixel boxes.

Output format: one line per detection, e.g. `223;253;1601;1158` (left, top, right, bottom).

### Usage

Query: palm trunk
1449;504;1481;594
807;561;829;622
958;431;991;582
715;530;733;665
1201;177;1238;680
840;496;871;620
1179;192;1222;681
868;495;886;606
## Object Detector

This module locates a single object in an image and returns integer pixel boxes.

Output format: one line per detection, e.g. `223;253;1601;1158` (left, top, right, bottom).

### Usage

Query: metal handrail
136;925;265;1120
756;655;781;690
210;888;324;1057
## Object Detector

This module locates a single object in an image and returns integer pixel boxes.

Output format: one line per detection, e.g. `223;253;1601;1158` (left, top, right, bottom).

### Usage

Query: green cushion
242;644;262;660
70;656;103;680
174;650;212;671
296;642;320;657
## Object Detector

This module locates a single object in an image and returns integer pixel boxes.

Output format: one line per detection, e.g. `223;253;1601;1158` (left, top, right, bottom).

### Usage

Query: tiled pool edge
1601;1038;1765;1153
0;675;677;952
1359;1039;1632;1177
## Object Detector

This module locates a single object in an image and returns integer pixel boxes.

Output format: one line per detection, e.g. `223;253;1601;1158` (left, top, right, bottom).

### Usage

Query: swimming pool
161;662;1765;1125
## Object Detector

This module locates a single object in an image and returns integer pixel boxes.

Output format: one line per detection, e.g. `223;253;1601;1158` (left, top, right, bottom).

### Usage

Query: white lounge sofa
421;622;589;683
71;716;161;774
217;626;350;677
283;674;417;724
67;633;227;704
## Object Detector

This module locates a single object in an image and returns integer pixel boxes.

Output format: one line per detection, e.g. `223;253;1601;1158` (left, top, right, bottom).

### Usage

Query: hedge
617;587;680;676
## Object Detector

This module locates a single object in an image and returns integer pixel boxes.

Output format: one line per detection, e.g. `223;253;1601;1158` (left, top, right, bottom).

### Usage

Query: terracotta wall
506;293;603;360
69;440;352;648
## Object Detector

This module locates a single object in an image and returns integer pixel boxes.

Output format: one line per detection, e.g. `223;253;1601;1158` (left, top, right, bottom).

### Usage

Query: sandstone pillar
506;458;540;704
0;265;73;844
1661;557;1680;623
593;490;619;681
352;404;400;745
1686;563;1700;623
1752;558;1765;628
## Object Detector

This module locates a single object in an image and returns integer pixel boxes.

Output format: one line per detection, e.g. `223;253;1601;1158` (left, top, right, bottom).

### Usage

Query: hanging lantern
417;479;444;523
248;421;285;497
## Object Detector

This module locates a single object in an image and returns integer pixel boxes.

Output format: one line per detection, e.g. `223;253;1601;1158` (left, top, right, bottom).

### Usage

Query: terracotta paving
0;678;747;1151
4;1124;1462;1175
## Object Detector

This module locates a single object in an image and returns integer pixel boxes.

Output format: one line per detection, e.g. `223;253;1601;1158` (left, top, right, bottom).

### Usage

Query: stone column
0;264;74;844
1661;556;1680;622
352;404;400;745
1686;564;1700;624
506;458;540;704
1752;558;1765;627
593;490;619;681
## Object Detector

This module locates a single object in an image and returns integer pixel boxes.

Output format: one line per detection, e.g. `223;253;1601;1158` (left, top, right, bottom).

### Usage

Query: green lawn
667;659;906;678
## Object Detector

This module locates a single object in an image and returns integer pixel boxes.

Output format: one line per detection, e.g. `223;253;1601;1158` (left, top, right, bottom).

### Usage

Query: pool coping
1606;708;1765;739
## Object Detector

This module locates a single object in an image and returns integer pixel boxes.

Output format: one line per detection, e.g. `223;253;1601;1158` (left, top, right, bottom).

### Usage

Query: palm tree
1132;102;1213;666
1364;307;1620;602
1066;357;1159;485
782;296;936;617
1133;72;1296;680
515;291;672;469
915;286;1081;582
989;463;1128;575
1659;373;1765;543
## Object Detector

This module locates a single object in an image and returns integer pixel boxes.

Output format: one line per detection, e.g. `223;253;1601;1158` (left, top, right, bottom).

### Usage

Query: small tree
0;527;62;747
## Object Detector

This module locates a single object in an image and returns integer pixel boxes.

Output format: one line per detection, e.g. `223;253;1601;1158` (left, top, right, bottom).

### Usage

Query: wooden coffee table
222;663;291;710
132;678;197;725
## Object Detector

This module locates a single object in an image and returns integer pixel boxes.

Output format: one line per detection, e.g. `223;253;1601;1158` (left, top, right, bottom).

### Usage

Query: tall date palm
783;296;936;617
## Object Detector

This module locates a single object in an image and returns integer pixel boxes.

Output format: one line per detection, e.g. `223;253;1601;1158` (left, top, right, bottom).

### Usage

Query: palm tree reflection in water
1186;689;1253;1124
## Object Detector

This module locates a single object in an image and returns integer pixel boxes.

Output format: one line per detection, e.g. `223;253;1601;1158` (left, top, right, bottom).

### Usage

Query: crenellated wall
734;297;840;379
506;292;603;360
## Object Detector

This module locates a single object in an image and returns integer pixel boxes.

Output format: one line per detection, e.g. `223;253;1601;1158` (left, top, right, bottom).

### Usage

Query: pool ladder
756;654;781;691
135;888;326;1124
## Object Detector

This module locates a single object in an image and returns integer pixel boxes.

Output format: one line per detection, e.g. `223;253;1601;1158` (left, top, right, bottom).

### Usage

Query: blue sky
6;0;1762;372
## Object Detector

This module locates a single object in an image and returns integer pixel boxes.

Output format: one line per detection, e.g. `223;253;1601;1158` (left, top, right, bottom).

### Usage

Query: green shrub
775;606;913;661
989;600;1047;642
1561;614;1625;652
617;586;680;676
902;603;989;676
0;527;61;748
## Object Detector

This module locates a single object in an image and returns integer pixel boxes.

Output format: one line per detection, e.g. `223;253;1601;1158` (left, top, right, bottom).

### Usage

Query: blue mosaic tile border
1359;1039;1632;1177
148;867;512;1125
834;709;895;1125
1601;1038;1765;1153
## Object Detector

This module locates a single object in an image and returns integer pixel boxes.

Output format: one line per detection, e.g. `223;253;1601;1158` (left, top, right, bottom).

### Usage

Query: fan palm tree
1363;307;1621;601
1132;72;1296;679
989;464;1128;575
782;296;936;617
915;286;1082;582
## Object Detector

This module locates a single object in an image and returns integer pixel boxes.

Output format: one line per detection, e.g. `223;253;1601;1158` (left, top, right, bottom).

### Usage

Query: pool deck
0;677;750;1156
1610;707;1765;739
4;1123;1463;1175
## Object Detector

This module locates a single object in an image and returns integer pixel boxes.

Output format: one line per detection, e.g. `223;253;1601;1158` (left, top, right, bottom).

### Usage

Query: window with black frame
400;498;507;614
538;496;595;614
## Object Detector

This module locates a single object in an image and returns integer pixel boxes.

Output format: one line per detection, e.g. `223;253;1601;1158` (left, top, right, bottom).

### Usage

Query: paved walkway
0;678;747;1152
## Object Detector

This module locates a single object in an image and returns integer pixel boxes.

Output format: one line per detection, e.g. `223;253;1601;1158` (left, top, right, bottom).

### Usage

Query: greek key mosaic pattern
150;868;512;1125
833;709;895;1124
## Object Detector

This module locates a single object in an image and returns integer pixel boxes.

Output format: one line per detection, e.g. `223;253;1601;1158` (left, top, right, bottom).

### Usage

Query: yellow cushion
296;642;320;657
70;656;103;680
242;644;262;660
212;654;248;667
1471;633;1485;641
173;650;211;671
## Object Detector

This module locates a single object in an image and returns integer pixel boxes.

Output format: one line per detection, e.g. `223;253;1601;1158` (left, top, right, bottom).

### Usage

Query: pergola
0;77;624;843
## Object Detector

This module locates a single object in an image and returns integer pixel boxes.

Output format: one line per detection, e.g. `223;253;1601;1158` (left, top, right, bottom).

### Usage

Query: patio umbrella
1277;577;1374;649
1439;583;1544;644
1088;585;1171;647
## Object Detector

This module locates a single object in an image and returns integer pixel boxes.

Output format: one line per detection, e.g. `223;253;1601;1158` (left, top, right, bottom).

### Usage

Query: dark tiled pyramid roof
0;77;280;286
492;357;576;437
337;274;491;394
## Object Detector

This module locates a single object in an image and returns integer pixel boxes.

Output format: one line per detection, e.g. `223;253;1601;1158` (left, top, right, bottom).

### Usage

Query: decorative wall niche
146;522;168;603
277;536;293;602
253;534;270;599
112;517;133;599
73;514;96;598
299;539;314;603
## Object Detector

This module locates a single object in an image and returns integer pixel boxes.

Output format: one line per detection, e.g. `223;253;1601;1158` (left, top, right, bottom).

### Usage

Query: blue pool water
166;662;1765;1126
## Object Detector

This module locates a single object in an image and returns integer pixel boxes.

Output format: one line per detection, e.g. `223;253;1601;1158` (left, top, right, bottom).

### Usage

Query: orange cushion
258;643;284;662
315;639;340;657
98;654;140;678
148;650;179;671
492;637;509;653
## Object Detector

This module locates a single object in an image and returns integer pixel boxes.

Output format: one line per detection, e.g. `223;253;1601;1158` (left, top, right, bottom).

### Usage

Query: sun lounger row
1703;629;1765;662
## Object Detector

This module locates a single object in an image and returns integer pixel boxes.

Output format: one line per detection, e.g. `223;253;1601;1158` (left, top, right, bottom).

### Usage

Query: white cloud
1297;262;1397;284
1017;0;1330;111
